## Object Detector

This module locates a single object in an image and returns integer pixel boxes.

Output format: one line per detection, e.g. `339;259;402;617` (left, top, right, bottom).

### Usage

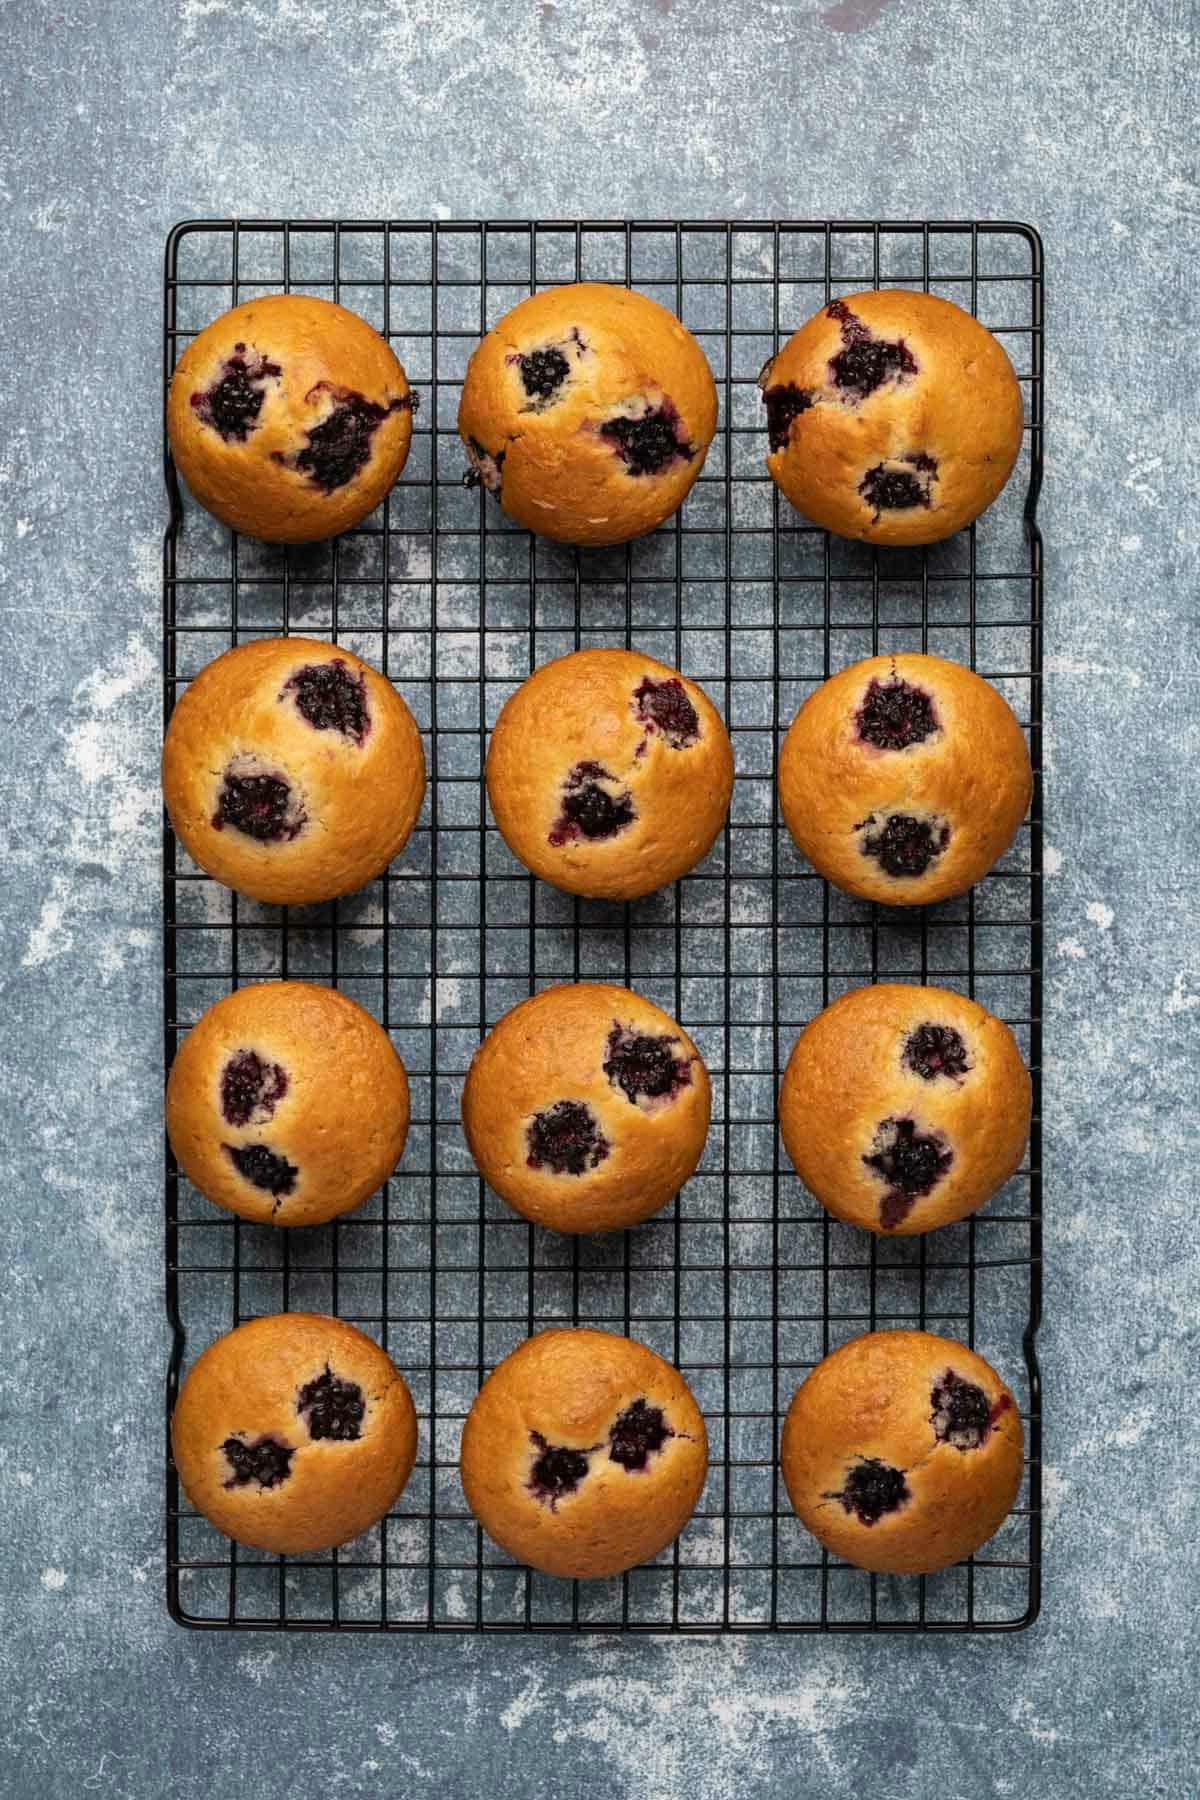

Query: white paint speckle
1044;654;1142;688
1041;1465;1070;1529
1166;972;1199;1016
236;1648;277;1685
1119;533;1142;552
1057;937;1086;959
22;897;73;969
1123;451;1162;506
16;516;32;537
130;532;160;599
72;632;157;717
500;1674;545;1733
1043;845;1063;876
1009;1696;1062;1744
40;1568;68;1591
1086;901;1114;930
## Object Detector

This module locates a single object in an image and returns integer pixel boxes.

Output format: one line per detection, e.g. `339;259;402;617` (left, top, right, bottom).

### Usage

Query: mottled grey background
2;0;1197;1796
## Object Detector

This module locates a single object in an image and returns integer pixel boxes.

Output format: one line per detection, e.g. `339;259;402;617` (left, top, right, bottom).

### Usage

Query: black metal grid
163;218;1044;1634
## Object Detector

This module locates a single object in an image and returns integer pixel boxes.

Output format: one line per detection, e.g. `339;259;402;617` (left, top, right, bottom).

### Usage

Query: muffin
758;290;1023;544
460;1329;708;1579
167;981;410;1228
778;652;1031;906
163;636;425;906
172;1313;418;1555
779;984;1030;1235
462;984;710;1235
458;283;717;545
487;648;734;900
167;293;415;543
780;1330;1023;1573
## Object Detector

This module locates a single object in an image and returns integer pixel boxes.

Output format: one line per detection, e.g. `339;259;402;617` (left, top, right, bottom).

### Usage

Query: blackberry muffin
462;984;710;1234
781;1330;1023;1573
162;637;425;906
487;648;734;900
167;981;410;1228
167;293;415;543
778;652;1031;906
759;291;1023;545
460;1329;708;1579
779;984;1030;1236
458;283;717;545
172;1313;418;1555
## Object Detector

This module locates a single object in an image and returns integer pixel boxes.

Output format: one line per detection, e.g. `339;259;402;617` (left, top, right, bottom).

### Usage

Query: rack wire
163;218;1044;1634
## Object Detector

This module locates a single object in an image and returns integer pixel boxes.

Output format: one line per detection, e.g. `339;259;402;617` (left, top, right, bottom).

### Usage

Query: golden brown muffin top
778;651;1031;906
167;293;414;544
781;1329;1023;1574
460;1329;708;1579
487;647;733;899
780;982;1031;1235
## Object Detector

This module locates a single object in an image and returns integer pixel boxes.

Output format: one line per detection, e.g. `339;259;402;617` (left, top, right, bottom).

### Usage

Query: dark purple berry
297;1367;366;1441
633;676;700;748
221;1435;294;1489
526;1100;610;1176
220;1050;288;1127
548;761;636;846
608;1398;673;1471
860;466;928;513
190;345;282;442
224;1142;299;1197
516;346;570;401
859;453;938;519
858;813;950;879
603;1024;692;1105
855;676;938;751
212;769;304;843
828;1457;910;1525
863;1117;952;1229
528;1431;597;1507
903;1024;970;1082
762;383;814;452
826;300;917;401
599;405;693;475
826;300;868;339
282;659;369;745
930;1370;992;1451
276;384;411;493
463;437;505;493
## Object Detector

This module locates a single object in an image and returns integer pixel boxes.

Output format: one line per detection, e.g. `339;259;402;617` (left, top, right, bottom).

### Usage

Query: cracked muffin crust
167;981;411;1228
167;293;415;543
162;636;425;906
779;983;1030;1236
486;648;734;900
759;291;1024;545
781;1331;1023;1573
778;652;1031;906
171;1313;418;1554
460;1329;708;1578
461;983;711;1234
457;283;718;545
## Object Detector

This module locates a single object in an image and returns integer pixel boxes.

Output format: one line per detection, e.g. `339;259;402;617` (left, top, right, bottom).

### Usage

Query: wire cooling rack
163;218;1044;1634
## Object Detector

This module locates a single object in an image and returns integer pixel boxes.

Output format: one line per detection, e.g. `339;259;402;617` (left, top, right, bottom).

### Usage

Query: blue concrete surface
2;1;1197;1795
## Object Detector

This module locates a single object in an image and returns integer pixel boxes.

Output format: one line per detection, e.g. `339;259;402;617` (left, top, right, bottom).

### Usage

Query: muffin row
168;283;1024;550
174;1315;1024;1580
164;639;1032;911
169;977;1028;1241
